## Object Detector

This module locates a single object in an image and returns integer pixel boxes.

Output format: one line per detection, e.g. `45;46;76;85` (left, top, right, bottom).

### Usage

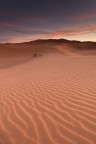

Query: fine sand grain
0;41;96;144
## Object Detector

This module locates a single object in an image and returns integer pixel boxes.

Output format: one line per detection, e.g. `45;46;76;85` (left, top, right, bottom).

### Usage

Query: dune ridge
0;39;96;144
0;39;96;68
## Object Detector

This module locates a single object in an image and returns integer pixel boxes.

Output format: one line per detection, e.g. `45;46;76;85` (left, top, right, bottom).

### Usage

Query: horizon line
0;38;96;45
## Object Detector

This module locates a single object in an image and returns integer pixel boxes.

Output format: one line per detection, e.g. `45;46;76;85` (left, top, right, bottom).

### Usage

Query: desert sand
0;39;96;144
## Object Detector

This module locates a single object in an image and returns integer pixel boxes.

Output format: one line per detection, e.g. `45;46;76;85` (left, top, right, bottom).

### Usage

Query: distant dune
0;39;96;144
0;39;96;68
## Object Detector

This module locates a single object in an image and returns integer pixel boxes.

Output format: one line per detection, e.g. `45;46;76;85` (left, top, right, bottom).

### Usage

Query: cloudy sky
0;0;96;43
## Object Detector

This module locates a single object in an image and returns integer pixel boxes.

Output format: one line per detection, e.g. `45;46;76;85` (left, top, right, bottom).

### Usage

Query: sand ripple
0;54;96;144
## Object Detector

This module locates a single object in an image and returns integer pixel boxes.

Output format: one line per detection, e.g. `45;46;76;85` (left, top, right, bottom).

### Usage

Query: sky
0;0;96;43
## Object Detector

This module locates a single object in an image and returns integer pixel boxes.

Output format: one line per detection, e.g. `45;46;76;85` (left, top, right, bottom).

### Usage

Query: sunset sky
0;0;96;43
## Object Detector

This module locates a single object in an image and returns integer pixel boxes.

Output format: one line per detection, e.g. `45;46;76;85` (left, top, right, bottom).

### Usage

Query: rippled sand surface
0;42;96;144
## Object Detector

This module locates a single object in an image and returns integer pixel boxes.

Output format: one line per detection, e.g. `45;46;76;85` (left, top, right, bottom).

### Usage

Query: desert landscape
0;39;96;144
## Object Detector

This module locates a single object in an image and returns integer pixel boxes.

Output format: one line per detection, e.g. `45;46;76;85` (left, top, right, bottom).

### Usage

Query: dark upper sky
0;0;96;43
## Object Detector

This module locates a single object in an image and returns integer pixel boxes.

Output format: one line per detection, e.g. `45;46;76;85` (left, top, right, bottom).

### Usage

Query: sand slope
0;41;96;144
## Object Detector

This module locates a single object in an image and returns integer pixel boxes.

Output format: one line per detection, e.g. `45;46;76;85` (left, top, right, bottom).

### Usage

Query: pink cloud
45;28;96;39
73;13;96;20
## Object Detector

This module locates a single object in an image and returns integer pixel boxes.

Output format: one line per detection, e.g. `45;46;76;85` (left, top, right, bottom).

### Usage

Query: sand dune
0;39;96;144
